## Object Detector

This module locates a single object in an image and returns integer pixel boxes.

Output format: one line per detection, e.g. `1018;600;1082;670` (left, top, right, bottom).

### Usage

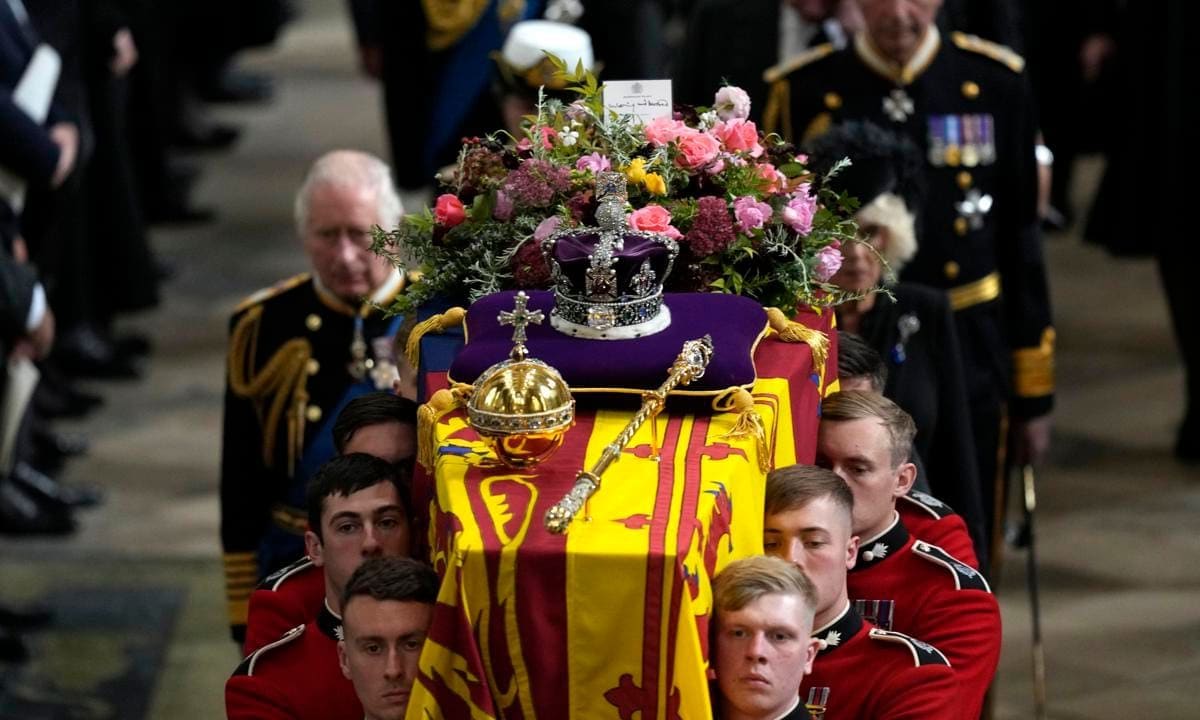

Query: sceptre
544;335;714;534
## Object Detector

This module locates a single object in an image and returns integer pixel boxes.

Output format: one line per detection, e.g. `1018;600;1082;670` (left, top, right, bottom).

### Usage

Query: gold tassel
717;388;771;473
416;384;474;472
404;307;467;370
766;307;830;391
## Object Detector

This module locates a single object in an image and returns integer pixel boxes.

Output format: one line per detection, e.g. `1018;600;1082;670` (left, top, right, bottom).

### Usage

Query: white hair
856;192;917;274
293;150;404;236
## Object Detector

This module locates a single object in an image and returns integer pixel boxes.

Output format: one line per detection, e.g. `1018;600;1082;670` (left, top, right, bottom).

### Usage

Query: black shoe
0;628;29;663
11;462;103;510
0;481;76;536
172;122;241;151
54;326;144;380
115;333;154;357
33;426;90;460
197;69;275;104
32;379;104;419
0;604;53;631
1175;415;1200;464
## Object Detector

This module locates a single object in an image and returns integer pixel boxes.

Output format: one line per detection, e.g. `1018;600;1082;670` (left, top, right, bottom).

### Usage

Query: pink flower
538;126;558;150
781;185;817;235
629;204;683;240
795;153;809;164
813;245;844;281
533;215;562;242
713;85;752;121
434;194;466;228
644;116;688;147
733;195;772;234
674;130;721;170
756;162;786;193
492;190;514;221
711;119;763;158
565;101;588;122
706;156;727;175
575;152;612;173
516;137;533;153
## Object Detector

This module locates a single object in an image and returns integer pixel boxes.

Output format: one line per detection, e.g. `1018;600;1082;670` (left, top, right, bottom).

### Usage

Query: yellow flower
643;172;667;196
625;158;647;184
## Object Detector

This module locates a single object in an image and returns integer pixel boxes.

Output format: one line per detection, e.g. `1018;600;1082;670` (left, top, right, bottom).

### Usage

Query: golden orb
467;358;575;469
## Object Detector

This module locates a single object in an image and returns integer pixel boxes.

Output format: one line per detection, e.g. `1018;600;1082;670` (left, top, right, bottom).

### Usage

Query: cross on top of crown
498;291;544;360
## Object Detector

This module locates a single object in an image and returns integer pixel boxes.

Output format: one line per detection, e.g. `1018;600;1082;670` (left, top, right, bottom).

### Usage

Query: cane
1021;464;1048;720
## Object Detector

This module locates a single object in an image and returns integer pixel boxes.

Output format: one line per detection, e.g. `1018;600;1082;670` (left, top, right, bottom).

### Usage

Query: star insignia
870;542;889;559
334;624;344;641
823;630;842;648
882;88;914;122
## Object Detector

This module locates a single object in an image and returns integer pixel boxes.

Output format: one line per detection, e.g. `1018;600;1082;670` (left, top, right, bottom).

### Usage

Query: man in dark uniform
221;150;409;642
817;391;1000;718
226;454;412;719
763;0;1054;564
763;464;960;719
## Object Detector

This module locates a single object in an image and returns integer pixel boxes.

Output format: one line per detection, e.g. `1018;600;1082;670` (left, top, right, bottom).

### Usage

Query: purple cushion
448;291;767;402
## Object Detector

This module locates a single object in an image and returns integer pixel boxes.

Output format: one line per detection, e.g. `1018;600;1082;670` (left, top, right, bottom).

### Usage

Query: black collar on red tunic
318;600;343;642
852;512;909;571
811;603;864;656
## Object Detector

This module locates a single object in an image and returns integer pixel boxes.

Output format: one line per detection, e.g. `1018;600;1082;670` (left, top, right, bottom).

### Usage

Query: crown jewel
541;172;678;339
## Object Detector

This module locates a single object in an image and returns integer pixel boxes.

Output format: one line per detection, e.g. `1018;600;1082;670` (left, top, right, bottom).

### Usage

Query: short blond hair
713;556;818;618
821;390;916;467
765;464;853;522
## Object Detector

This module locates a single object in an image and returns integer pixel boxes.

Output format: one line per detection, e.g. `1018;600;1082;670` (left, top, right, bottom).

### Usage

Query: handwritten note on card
603;79;673;125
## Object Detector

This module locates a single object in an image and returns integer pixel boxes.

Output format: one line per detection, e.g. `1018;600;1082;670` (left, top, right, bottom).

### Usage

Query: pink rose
794;153;809;164
674;130;721;170
813;245;844;281
712;119;763;158
434;194;466;228
533;215;562;242
713;85;752;121
493;190;514;220
575;152;612;173
628;204;683;240
732;195;772;234
781;185;817;235
756;162;786;193
644;116;688;147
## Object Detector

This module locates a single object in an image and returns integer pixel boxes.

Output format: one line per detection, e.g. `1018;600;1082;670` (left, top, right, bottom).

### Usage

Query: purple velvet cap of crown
448;291;768;400
550;230;675;295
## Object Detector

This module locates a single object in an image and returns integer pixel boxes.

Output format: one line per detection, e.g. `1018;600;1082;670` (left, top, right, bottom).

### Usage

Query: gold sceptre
544;335;714;535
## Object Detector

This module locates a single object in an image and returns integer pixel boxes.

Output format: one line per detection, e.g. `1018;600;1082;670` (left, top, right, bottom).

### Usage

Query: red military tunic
801;604;959;719
226;603;362;720
244;557;326;655
898;490;980;570
846;514;1000;720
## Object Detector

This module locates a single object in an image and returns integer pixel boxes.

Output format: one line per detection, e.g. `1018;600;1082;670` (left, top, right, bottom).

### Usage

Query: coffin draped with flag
403;288;838;719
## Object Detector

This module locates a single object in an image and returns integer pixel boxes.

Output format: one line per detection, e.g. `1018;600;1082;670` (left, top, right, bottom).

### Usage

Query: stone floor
1;2;1196;718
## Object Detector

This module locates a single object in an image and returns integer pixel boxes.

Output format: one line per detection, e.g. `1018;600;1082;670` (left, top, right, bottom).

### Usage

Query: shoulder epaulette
232;624;305;677
868;628;951;667
912;540;992;592
900;491;957;520
764;43;836;83
256;557;315;592
233;273;311;314
950;32;1025;73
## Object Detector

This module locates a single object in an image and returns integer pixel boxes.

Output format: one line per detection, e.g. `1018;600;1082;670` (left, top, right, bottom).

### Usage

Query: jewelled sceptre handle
544;335;714;534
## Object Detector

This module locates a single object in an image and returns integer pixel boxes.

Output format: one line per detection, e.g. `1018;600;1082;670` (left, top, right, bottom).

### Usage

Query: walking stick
1021;464;1048;720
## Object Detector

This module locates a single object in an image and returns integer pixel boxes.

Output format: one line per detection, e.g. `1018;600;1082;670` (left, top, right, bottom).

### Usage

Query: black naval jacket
765;29;1054;418
220;271;406;639
854;283;986;552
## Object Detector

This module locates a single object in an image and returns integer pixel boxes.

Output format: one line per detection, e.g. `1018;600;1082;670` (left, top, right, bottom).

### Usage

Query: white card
603;79;673;125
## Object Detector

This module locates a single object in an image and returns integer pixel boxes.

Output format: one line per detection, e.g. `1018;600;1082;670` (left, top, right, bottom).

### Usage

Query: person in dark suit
809;120;986;564
675;0;856;123
220;150;411;643
764;0;1053;566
